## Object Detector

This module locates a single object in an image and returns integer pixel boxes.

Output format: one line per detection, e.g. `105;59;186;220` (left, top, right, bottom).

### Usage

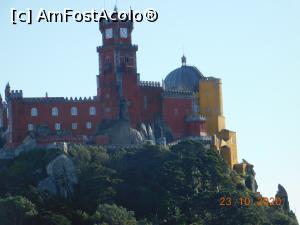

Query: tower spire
181;54;187;66
114;0;118;11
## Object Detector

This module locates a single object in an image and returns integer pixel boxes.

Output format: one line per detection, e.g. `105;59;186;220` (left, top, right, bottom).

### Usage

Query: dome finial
181;54;186;66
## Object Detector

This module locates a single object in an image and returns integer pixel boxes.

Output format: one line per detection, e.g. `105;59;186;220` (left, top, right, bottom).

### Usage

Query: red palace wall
187;120;206;137
122;74;141;128
162;97;193;139
140;85;163;123
9;98;103;145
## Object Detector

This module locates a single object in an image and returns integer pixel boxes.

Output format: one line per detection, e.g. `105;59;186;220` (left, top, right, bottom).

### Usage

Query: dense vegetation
0;141;298;225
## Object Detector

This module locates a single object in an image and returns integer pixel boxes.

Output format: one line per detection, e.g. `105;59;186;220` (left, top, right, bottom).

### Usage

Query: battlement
186;114;206;122
139;81;161;88
64;96;98;102
162;89;193;99
10;90;23;99
22;96;98;103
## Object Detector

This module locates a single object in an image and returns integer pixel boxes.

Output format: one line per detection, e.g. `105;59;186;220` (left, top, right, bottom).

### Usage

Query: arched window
71;107;78;116
31;108;38;117
52;107;59;116
89;106;96;116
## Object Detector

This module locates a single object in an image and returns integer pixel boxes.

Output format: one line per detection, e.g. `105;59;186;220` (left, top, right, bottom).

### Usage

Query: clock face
120;28;128;38
105;28;113;39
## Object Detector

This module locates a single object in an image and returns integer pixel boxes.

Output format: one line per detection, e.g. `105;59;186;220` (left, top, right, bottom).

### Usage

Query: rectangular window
55;123;61;130
72;123;78;130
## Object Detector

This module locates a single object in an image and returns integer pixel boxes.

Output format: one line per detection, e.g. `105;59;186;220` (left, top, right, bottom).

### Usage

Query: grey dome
164;56;205;92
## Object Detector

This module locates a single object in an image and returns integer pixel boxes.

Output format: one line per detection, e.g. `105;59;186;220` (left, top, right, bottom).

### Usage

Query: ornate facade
0;16;238;168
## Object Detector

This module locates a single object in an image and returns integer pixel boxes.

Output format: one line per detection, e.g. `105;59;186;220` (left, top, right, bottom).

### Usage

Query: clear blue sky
1;0;299;220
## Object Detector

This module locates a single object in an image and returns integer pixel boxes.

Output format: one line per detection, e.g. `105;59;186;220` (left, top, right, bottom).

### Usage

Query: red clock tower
96;16;141;126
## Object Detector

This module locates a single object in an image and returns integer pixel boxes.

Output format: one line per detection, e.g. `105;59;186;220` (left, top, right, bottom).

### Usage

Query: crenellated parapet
139;81;161;88
162;89;193;99
186;114;206;122
64;96;98;102
204;76;221;83
10;90;23;99
22;96;98;103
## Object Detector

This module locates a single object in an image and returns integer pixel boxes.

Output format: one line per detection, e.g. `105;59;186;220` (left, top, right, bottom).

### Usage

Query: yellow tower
198;77;238;168
199;77;225;135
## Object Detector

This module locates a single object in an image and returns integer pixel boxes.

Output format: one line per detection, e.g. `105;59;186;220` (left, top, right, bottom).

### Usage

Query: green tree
70;145;119;212
35;211;71;225
90;204;137;225
0;196;37;225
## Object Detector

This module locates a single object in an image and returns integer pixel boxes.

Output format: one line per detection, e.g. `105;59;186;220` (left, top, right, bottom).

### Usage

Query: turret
5;83;10;101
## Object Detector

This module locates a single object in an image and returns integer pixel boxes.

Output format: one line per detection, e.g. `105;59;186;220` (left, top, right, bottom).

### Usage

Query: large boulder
38;154;78;198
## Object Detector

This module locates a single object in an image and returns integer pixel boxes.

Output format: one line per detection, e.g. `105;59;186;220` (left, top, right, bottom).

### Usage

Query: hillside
0;141;298;225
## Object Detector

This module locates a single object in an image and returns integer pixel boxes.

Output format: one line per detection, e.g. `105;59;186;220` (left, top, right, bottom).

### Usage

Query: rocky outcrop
14;134;37;157
38;154;78;198
276;184;290;212
234;159;258;192
243;160;258;193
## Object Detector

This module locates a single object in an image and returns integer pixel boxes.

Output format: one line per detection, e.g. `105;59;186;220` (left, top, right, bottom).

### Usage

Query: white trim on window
31;108;38;117
52;107;59;116
72;123;78;130
28;124;34;131
86;122;92;129
89;106;96;116
71;107;78;116
55;123;61;130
